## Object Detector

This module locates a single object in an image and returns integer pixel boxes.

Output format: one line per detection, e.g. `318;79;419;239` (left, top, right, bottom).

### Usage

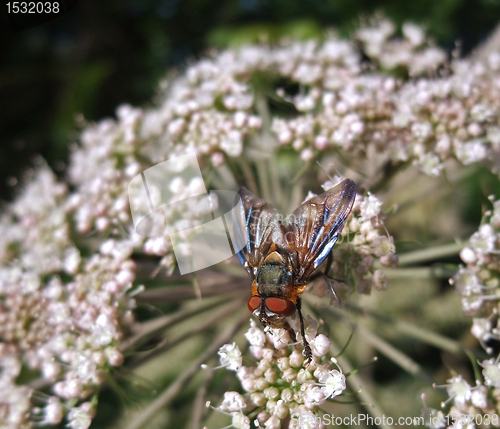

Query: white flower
221;130;244;157
302;384;326;404
245;320;266;347
471;385;488;409
264;414;281;429
267;328;291;350
358;194;382;220
445;375;472;406
310;334;331;357
460;247;477;264
303;315;318;341
469;224;496;255
471;318;493;343
482;358;500;388
319;369;346;398
412;122;433;140
67;403;93;429
218;343;242;371
300;148;315;162
220;391;247;412
42;397;64;425
455;141;488;165
402;22;425;47
418;153;442;177
452;268;482;296
232;413;250;429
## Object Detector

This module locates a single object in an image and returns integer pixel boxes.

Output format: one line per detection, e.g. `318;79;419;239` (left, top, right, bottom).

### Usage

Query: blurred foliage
1;0;500;201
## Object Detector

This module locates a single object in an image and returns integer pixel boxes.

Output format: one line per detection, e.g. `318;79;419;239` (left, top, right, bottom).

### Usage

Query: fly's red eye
265;298;296;316
247;296;262;312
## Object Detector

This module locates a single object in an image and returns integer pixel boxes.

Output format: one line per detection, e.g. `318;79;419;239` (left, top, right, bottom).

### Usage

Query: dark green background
1;0;500;201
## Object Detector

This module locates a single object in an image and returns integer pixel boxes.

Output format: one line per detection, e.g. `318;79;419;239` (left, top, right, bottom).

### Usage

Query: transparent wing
233;187;280;278
277;179;356;284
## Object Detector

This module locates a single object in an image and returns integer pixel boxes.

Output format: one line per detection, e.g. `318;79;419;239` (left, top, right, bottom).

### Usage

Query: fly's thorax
255;260;292;297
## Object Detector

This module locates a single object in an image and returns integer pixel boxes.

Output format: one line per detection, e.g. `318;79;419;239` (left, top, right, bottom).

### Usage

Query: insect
234;179;356;363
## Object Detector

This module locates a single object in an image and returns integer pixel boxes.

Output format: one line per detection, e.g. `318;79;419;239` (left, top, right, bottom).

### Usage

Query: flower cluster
214;319;346;429
427;198;500;428
356;19;447;76
68;100;260;243
266;24;499;179
0;167;136;428
0;164;74;273
424;370;500;429
66;19;500;257
450;197;500;337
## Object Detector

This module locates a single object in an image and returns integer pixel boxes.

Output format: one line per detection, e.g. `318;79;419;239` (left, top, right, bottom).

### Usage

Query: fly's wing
278;179;356;284
233;187;280;278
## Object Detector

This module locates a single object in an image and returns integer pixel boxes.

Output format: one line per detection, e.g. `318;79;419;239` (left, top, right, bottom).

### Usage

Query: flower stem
332;302;466;355
210;261;249;278
238;155;260;195
135;280;245;303
466;350;483;383
120;297;241;353
329;340;392;429
356;324;435;384
256;156;272;201
128;299;245;370
123;310;248;429
188;359;215;429
290;159;315;184
380;266;458;279
391;319;463;355
396;242;463;266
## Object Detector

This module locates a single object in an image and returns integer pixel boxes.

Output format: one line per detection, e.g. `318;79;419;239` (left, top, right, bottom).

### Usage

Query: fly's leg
321;252;348;307
284;321;297;343
323;275;341;306
323;250;333;274
296;297;313;364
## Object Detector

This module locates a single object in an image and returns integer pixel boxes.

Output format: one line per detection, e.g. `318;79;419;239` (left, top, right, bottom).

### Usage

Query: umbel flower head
451;196;500;329
429;190;500;424
213;320;347;429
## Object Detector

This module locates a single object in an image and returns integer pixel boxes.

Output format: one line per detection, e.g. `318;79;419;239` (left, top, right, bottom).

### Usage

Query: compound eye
265;297;296;316
247;296;262;312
